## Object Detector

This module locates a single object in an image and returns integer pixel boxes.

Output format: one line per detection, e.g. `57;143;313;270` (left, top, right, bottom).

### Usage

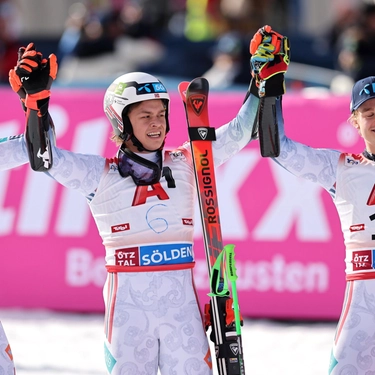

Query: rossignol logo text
200;150;217;224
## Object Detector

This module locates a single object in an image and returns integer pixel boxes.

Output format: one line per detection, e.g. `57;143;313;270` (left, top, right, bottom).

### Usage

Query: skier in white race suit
0;137;26;375
0;320;15;374
4;43;259;374
251;25;375;374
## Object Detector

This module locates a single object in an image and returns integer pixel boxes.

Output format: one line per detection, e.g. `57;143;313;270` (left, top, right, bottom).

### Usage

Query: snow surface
1;309;336;375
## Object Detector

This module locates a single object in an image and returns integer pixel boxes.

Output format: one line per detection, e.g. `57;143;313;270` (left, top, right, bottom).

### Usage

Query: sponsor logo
37;143;51;169
113;243;193;267
198;128;208;140
359;82;375;96
104;343;117;373
169;150;186;162
0;134;23;143
115;82;126;95
350;224;365;232
345;156;359;166
113;97;127;105
136;82;167;94
109;162;118;173
111;223;130;233
189;94;205;115
200;150;217;224
229;343;239;356
152;83;167;93
352;250;373;271
182;218;193;226
140;243;193;266
115;247;139;266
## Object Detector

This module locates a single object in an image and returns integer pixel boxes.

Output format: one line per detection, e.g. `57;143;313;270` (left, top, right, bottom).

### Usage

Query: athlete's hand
250;25;290;96
13;43;58;115
9;68;25;101
250;25;286;57
8;43;42;103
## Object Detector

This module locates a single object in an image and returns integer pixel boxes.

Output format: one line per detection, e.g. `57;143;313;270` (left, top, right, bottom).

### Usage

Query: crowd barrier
0;87;359;320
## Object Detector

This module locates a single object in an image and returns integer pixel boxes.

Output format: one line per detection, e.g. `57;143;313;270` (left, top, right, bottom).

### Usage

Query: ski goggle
117;147;162;186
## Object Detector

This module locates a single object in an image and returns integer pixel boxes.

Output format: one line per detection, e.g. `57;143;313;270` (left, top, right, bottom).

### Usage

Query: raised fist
249;25;290;97
10;42;58;114
16;43;44;76
9;42;43;102
250;25;286;56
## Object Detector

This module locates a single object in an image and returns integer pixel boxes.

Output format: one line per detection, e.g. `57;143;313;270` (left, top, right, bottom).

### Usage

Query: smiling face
352;98;375;153
125;99;167;152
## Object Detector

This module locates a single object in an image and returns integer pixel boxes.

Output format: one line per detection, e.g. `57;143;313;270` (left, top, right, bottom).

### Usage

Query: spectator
0;0;22;83
203;31;249;88
57;2;165;83
336;3;375;81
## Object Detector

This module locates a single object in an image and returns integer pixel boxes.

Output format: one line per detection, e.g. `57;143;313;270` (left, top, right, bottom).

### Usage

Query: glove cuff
258;73;286;97
20;98;26;112
25;91;50;114
249;78;260;98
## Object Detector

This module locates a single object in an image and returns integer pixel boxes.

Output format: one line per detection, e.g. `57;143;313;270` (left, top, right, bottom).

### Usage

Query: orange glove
12;43;58;115
10;43;58;114
249;25;290;97
23;54;58;114
9;43;44;106
250;25;286;56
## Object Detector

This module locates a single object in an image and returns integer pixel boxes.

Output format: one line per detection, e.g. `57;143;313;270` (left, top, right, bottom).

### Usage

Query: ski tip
178;81;190;102
188;77;209;92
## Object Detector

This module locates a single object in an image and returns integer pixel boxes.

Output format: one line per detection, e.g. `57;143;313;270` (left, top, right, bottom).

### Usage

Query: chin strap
129;133;165;152
363;150;375;161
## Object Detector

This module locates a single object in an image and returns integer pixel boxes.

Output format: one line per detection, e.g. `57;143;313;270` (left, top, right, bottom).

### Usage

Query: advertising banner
0;88;359;320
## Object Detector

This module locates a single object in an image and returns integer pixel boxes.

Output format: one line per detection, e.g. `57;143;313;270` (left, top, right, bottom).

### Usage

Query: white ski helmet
103;72;170;146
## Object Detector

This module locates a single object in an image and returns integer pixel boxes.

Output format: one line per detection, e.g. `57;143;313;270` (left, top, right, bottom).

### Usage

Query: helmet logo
189;95;205;116
137;82;167;94
115;82;127;95
138;84;152;93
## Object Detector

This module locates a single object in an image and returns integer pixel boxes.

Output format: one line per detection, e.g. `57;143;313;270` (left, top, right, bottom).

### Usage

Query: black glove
9;43;44;110
13;43;58;115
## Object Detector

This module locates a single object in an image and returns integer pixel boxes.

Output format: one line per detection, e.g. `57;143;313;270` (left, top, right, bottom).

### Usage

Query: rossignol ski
178;78;245;375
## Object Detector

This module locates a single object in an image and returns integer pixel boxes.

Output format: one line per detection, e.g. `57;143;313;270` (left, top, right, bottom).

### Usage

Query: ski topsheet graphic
179;78;245;375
